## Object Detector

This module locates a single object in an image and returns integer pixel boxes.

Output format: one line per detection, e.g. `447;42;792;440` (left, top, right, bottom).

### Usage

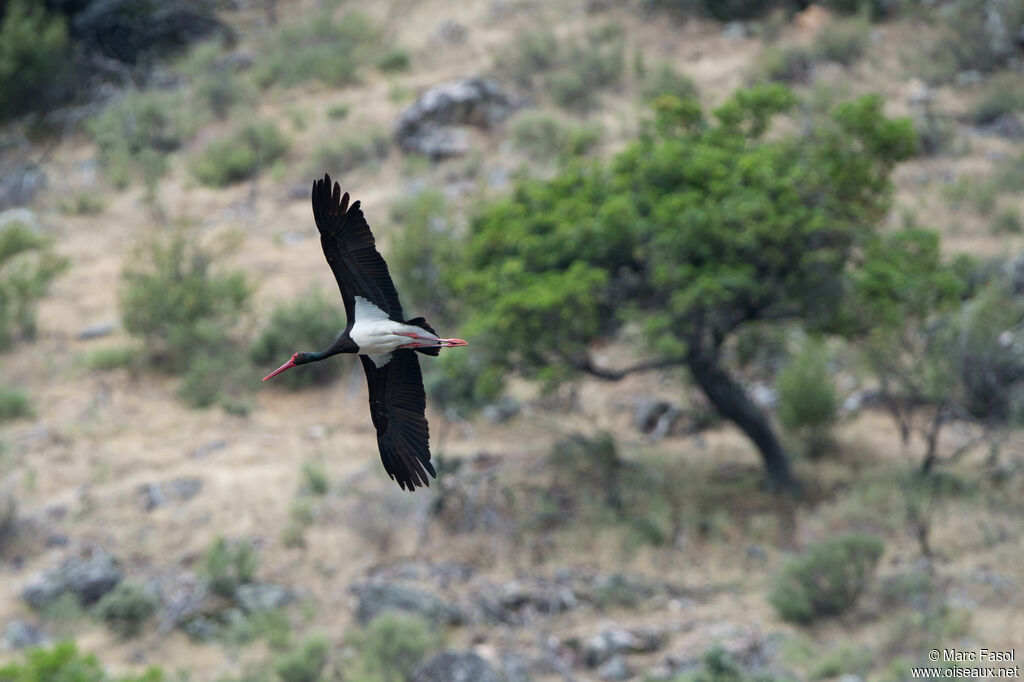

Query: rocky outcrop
22;547;122;609
352;582;465;626
394;78;516;160
411;651;500;682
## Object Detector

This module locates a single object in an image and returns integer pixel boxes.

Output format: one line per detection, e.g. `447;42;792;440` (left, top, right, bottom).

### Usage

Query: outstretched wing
311;173;405;323
359;350;435;491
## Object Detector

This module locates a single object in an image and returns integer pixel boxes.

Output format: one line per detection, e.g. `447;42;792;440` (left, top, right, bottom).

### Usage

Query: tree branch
563;353;690;381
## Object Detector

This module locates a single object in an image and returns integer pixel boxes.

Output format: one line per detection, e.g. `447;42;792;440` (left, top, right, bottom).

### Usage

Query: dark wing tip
311;173;352;220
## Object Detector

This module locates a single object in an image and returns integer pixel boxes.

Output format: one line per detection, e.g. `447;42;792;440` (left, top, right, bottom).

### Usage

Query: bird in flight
262;174;467;491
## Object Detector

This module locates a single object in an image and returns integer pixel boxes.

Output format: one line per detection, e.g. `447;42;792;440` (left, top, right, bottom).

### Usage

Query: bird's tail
405;317;440;356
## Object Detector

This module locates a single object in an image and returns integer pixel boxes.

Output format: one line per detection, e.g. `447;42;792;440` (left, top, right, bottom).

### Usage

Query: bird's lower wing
359;350;435;491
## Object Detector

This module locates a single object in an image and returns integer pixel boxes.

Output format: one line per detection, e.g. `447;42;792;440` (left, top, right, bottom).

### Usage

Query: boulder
394;78;515;160
235;582;293;612
584;626;666;667
2;620;47;650
598;654;632;681
411;651;500;682
22;547;122;609
71;0;231;64
352;582;465;626
0;163;47;211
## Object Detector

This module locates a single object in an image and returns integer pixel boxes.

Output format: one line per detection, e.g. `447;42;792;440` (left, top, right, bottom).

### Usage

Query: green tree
0;1;68;120
442;86;915;491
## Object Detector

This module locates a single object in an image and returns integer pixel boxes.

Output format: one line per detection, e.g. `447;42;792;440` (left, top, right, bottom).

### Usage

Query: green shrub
87;89;196;188
83;347;139;371
943;176;996;214
250;290;349;389
642;63;699;103
924;2;1024;82
119;229;249;384
343;613;441;682
94;582;158;637
969;72;1024;125
274;635;329;682
57;192;106;216
377;47;411;72
0;641;163;682
776;341;837;457
0;221;68;347
202;537;259;598
0;385;32;422
495;27;561;88
991;207;1023;234
301;461;329;496
508;110;602;161
197;70;257;120
312;131;389;175
757;45;815;83
256;11;378;88
326;103;350;120
193;121;289;187
813;15;869;66
0;1;68;120
769;533;885;624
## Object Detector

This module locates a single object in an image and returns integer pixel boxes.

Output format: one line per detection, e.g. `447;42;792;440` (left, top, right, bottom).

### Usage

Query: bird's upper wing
359;351;436;491
311;174;405;324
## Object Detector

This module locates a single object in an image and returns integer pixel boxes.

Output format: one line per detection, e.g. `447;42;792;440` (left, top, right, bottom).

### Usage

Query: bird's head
262;352;314;381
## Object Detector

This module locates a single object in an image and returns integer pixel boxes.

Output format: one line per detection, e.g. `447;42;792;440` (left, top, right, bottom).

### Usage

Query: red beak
263;357;297;381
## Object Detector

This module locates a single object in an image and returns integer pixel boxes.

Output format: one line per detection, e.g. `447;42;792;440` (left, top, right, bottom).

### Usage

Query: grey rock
168;477;203;500
988;113;1024;140
0;208;40;231
748;381;778;409
434;20;468;44
182;614;218;641
838;676;863;682
3;620;47;650
235;582;293;612
842;388;883;413
77;322;117;340
411;651;500;682
394;77;516;160
140;483;166;511
584;627;665;667
482;397;520;424
722;21;748;39
500;652;533;682
22;547;122;609
353;582;465;626
598;654;632;681
140;477;202;510
191;439;227;459
0;164;46;210
633;398;673;433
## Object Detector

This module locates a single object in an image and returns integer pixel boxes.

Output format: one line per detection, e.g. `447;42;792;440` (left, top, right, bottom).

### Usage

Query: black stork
262;174;467;491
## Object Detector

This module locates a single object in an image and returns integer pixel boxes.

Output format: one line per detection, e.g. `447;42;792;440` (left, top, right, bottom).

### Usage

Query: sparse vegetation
120;228;251;408
0;384;32;423
193;121;289;187
769;533;885;624
255;10;378;88
311;130;389;175
991;206;1023;234
0;642;163;682
0;1;69;120
508;110;602;160
0;220;68;347
203;537;259;598
343;613;442;682
301;461;329;496
756;44;815;83
58;191;106;216
274;635;329;682
83;347;139;371
377;47;411;72
968;72;1024;125
642;62;699;102
94;582;159;637
812;14;869;66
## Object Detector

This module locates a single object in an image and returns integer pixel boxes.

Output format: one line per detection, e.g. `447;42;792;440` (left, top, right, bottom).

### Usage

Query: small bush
924;2;1024;82
302;461;329;496
0;641;163;682
548;38;625;112
0;385;32;423
769;533;885;624
87;89;196;188
58;191;106;216
992;207;1023;234
495;27;561;87
250;290;349;389
193;121;289;187
94;582;158;637
0;221;68;347
969;72;1024;125
256;10;378;88
83;347;139;371
312;131;389;175
0;1;69;120
343;613;442;682
196;70;257;120
326;103;350;120
202;537;259;599
813;15;869;66
776;341;837;458
274;635;329;682
120;229;250;408
377;47;411;72
756;45;815;83
508;110;602;160
642;63;699;103
943;176;996;214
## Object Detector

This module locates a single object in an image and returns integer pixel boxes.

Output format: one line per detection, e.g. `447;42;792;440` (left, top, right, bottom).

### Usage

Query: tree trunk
687;350;797;493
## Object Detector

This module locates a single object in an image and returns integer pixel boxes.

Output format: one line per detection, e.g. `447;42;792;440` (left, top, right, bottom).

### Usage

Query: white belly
350;296;438;366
